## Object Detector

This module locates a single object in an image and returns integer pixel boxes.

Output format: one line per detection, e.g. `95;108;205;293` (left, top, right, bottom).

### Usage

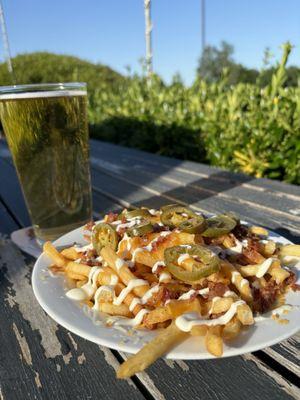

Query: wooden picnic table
0;138;299;400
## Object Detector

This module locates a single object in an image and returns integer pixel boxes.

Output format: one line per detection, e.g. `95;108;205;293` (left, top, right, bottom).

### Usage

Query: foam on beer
0;90;85;100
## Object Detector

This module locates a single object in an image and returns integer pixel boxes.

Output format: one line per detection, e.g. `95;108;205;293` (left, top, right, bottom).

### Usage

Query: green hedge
89;44;300;185
0;47;299;184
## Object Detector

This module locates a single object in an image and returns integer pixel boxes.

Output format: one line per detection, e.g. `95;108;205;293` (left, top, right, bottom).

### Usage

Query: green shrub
0;47;299;184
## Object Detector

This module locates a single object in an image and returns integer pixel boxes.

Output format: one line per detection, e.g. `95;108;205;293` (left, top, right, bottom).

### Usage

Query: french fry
223;317;241;340
222;235;237;248
167;299;202;317
130;231;196;268
99;302;132;318
209;297;233;315
205;326;223;357
43;241;66;268
143;298;201;327
190;325;208;336
236;303;254;325
61;247;79;260
66;261;91;276
249;226;268;236
101;247;150;298
143;306;172;327
117;322;188;378
280;244;300;257
76;280;87;288
68;272;87;281
221;260;253;302
66;261;119;286
260;241;276;257
240;259;289;284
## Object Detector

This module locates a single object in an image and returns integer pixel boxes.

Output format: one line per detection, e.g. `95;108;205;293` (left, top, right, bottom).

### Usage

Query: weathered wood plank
90;139;300;198
0;199;16;235
90;144;300;221
1;138;299;399
90;166;300;243
116;352;299;400
0;238;145;400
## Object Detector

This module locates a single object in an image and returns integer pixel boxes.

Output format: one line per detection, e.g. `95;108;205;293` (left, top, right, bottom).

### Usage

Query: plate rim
31;220;300;359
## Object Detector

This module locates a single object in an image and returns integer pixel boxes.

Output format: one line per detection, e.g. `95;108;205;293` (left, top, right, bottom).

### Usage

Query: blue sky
1;0;300;84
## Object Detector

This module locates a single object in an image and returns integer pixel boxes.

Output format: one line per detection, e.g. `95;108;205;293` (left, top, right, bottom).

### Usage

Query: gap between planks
90;164;300;232
90;140;300;202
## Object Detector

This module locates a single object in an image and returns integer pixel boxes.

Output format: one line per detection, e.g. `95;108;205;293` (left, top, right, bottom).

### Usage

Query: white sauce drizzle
129;297;142;312
115;258;127;272
223;290;238;298
74;243;93;252
132;247;143;262
148;208;159;215
177;253;191;265
225;240;244;255
93;286;115;310
112;309;149;327
159;272;172;282
231;271;241;284
141;284;160;304
65;266;102;300
256;258;273;278
114;218;142;233
109;274;119;285
178;288;209;301
175;300;246;332
208;296;221;314
240;278;249;288
113;279;148;305
152;261;166;273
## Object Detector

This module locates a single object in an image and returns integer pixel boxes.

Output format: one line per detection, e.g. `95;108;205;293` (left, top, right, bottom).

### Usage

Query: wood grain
0;138;299;399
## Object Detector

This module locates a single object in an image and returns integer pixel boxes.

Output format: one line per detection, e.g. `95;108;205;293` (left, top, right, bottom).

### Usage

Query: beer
0;83;92;242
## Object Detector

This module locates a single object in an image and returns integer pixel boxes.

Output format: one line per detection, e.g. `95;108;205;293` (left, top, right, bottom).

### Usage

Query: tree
197;41;258;84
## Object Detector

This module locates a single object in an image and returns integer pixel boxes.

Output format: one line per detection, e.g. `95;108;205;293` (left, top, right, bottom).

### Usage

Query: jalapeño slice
161;205;206;233
127;222;154;237
165;244;220;282
202;214;237;238
92;222;119;255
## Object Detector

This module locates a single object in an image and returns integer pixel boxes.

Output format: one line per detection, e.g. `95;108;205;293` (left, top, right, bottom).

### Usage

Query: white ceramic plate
32;222;300;359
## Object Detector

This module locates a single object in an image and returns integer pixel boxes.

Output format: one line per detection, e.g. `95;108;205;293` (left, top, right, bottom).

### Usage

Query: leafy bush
0;47;299;184
0;52;125;89
89;43;299;184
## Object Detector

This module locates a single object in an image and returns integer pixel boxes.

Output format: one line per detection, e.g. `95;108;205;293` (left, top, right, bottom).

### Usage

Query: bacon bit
285;271;300;292
49;265;63;273
146;286;169;307
252;281;278;313
105;212;119;223
26;228;35;239
232;224;249;240
153;224;169;233
154;265;165;275
117;227;126;236
207;282;229;300
161;287;171;304
151;235;170;251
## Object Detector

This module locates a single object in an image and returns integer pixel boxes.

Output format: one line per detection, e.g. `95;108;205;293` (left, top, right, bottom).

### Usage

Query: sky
1;0;300;84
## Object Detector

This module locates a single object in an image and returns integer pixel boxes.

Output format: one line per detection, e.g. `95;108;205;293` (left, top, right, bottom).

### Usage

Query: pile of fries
44;205;299;378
